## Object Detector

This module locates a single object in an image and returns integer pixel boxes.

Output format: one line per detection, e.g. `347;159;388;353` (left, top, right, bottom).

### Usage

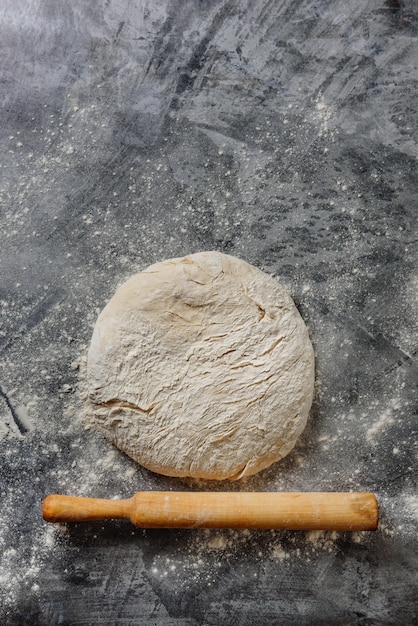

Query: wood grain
42;492;378;530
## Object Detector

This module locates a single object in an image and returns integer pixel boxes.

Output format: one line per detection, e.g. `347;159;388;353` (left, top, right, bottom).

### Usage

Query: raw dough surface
86;252;315;480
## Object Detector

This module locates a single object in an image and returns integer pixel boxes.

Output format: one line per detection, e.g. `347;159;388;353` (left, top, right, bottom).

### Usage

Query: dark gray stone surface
1;1;417;624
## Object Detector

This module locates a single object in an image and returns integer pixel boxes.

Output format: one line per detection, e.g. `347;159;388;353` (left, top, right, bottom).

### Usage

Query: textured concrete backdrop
1;1;417;624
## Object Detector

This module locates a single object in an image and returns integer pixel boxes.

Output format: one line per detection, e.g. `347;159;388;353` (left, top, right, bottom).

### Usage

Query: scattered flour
404;495;418;520
0;522;61;611
367;411;395;441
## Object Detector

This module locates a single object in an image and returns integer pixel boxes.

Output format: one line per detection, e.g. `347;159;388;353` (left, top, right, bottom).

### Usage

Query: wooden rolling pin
42;492;378;530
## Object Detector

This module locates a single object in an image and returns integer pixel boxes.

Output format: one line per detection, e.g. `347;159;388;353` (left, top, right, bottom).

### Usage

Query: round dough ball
86;252;314;480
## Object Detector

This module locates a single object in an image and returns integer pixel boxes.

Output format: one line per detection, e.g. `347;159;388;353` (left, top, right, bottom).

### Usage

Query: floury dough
86;252;315;480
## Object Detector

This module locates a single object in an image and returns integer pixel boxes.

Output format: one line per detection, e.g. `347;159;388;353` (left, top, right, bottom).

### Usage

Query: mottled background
1;1;417;624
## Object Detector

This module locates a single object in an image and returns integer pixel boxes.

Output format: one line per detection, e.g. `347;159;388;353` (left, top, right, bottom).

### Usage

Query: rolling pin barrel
42;492;378;531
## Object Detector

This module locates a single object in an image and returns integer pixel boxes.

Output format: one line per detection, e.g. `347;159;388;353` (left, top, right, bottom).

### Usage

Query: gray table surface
1;1;417;624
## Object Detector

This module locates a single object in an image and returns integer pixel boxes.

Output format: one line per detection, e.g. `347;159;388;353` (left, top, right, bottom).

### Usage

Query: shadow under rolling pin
42;492;378;531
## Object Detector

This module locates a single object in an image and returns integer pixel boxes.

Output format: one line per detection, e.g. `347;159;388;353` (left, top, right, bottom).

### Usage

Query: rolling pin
42;492;378;530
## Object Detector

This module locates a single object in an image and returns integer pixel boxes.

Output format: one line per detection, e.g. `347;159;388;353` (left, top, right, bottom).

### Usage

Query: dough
86;252;315;480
